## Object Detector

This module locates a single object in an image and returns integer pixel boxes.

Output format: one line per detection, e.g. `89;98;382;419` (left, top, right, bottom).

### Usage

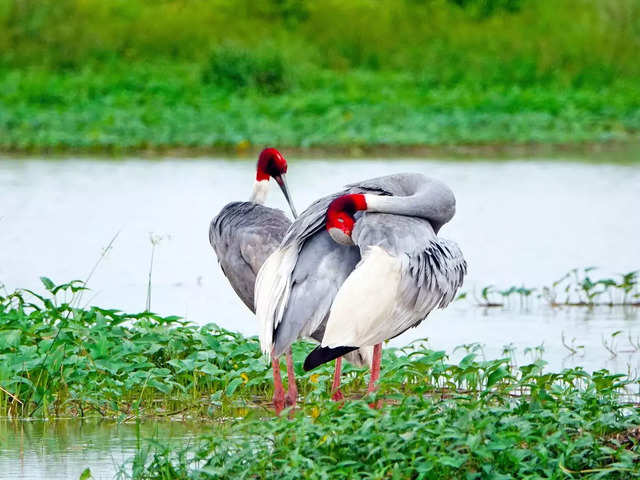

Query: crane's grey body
210;201;291;312
256;173;467;363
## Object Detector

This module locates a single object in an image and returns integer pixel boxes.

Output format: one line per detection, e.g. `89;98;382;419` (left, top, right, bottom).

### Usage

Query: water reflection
420;304;640;375
0;419;201;480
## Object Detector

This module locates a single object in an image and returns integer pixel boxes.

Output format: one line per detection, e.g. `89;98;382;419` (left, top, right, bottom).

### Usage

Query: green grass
1;63;639;151
1;0;640;151
1;279;640;478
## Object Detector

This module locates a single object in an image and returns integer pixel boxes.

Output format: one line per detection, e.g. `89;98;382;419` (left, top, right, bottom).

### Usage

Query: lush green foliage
1;0;639;150
1;281;639;478
0;279;324;418
126;347;640;478
128;393;640;479
1;64;639;151
2;0;639;81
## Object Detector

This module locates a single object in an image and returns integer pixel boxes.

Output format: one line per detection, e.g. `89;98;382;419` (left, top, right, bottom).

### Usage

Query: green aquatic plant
473;285;503;307
0;279;281;418
551;268;640;307
473;267;640;310
2;278;639;423
621;271;640;305
122;364;640;479
1;280;639;478
561;332;585;357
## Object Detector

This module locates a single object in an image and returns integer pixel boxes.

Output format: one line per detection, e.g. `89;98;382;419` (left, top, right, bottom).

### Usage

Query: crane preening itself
256;173;467;405
209;148;299;413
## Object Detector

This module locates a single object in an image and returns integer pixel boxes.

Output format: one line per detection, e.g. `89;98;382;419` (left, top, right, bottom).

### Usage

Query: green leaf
40;276;55;291
200;364;226;376
0;330;22;349
78;468;92;480
459;353;476;369
486;366;509;387
225;377;243;396
438;456;466;468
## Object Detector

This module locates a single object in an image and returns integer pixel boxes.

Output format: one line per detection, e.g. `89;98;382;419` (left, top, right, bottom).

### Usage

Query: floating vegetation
469;268;640;309
1;280;640;477
122;357;640;479
0;279;301;419
1;278;638;420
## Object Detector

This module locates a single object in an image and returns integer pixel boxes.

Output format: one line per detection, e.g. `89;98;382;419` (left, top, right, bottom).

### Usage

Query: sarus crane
209;148;299;413
256;173;466;402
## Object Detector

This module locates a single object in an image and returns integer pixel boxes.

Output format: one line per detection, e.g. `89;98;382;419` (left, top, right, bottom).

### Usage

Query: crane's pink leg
271;356;285;415
331;357;345;402
284;348;298;409
367;343;383;408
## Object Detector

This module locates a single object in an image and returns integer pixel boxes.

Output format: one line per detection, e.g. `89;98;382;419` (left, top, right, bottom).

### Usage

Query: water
1;156;639;370
1;155;640;478
0;419;203;480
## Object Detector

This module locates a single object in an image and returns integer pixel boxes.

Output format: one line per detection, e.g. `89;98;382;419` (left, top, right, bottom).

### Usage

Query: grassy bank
1;0;640;151
2;64;639;152
1;280;639;477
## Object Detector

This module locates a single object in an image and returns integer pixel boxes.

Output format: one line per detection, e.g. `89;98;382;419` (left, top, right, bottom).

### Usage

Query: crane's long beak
274;174;298;219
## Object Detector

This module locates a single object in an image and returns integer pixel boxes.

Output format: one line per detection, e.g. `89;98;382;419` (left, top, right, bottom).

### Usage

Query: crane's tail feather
303;345;358;371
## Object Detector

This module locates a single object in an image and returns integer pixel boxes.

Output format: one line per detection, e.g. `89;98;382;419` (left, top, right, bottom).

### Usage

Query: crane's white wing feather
322;213;466;348
255;243;298;354
322;246;402;347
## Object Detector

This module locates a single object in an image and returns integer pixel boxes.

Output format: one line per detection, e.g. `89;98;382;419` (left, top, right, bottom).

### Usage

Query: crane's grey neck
363;178;456;232
249;179;270;204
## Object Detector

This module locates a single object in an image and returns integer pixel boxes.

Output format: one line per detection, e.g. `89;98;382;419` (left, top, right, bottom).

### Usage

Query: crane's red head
326;194;367;245
256;148;288;181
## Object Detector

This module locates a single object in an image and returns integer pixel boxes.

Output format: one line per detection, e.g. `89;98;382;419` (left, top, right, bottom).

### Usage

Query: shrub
201;45;290;94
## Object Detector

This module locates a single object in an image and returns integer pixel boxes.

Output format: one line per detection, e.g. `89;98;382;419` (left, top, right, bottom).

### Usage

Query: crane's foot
331;389;345;402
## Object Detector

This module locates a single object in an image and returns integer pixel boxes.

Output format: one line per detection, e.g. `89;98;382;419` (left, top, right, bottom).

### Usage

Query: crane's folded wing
321;213;466;348
255;181;393;354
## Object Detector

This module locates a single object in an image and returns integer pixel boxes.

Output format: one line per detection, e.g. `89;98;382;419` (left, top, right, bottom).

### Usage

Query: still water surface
1;156;639;370
0;419;202;480
0;155;639;478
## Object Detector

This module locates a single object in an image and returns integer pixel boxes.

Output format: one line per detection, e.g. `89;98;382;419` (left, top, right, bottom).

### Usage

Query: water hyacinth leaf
459;353;476;369
0;277;639;480
438;456;467;468
0;329;21;349
486;366;510;387
40;277;55;291
148;379;172;394
198;364;226;376
225;377;244;396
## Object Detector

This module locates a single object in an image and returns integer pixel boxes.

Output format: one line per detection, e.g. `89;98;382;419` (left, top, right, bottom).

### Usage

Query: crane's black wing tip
303;345;358;371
